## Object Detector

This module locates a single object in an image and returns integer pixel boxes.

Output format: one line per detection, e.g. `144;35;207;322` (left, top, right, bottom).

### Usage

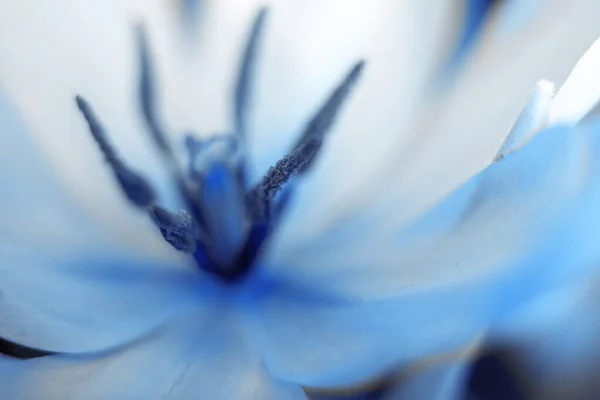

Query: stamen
249;139;319;218
149;206;197;252
292;60;365;172
75;95;155;208
135;25;206;228
234;7;268;137
246;60;365;218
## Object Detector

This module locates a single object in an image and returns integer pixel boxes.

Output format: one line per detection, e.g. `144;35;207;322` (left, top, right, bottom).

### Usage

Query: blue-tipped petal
0;303;305;399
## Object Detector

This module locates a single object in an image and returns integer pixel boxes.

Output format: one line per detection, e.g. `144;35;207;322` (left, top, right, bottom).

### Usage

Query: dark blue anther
149;206;197;252
75;95;155;208
246;60;365;219
247;139;319;219
234;7;268;137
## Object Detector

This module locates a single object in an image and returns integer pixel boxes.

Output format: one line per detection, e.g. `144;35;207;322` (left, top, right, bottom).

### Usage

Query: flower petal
0;83;198;352
257;122;600;386
346;0;600;231
0;303;305;399
550;35;600;125
0;248;201;354
253;280;486;388
495;79;554;161
266;123;597;299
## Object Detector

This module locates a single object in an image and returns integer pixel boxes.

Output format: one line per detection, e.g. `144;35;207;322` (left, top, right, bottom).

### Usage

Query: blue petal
254;277;489;388
0;88;197;353
0;302;305;399
256;121;600;386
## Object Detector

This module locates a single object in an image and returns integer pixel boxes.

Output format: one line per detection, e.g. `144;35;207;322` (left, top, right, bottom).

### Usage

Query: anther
149;206;197;252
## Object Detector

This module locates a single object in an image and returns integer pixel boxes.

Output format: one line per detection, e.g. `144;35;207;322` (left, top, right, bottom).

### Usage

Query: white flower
2;1;600;399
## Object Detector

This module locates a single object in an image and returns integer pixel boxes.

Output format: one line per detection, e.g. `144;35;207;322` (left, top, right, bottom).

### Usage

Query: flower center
74;7;365;283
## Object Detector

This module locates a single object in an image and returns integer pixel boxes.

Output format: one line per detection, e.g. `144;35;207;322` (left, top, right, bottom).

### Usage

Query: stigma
75;7;365;283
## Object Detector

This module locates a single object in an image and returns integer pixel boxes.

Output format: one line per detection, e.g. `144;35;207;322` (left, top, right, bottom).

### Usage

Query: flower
2;1;600;399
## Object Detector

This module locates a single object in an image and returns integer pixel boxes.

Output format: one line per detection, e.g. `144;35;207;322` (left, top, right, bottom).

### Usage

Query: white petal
378;0;600;229
551;35;600;124
248;0;460;182
0;302;305;399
